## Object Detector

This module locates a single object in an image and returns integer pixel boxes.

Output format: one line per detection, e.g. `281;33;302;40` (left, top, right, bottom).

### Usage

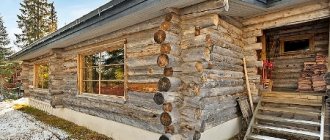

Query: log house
10;0;330;139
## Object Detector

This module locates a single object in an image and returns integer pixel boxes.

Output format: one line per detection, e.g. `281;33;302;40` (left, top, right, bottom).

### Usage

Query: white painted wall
28;98;241;140
200;117;242;140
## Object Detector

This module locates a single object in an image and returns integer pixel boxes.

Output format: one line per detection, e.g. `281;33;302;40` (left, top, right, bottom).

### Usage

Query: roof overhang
11;0;206;61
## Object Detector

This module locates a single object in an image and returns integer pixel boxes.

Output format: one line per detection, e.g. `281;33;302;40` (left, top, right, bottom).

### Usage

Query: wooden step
259;106;321;117
263;91;326;97
253;124;320;138
262;98;322;107
247;134;285;140
256;114;320;126
262;92;325;100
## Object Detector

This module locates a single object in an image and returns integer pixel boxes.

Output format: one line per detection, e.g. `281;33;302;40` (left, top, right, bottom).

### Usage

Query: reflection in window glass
36;64;49;89
81;48;125;96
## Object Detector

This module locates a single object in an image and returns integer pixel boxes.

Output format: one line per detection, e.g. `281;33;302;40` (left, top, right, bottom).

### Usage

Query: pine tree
0;15;11;62
0;15;14;77
15;0;57;48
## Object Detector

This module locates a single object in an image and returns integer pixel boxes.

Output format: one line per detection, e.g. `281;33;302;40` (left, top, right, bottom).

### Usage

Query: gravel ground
0;98;69;140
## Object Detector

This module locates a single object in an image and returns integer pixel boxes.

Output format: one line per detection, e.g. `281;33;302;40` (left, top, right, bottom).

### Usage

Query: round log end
158;77;171;92
160;112;172;126
164;67;173;76
195;26;200;36
159;135;169;140
157;54;169;68
195;62;203;73
160;21;171;31
164;125;175;134
163;103;173;112
160;43;171;54
154;30;166;44
165;13;173;22
153;92;165;105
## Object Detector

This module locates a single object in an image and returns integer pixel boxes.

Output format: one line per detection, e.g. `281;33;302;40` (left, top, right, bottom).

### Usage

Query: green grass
17;106;113;140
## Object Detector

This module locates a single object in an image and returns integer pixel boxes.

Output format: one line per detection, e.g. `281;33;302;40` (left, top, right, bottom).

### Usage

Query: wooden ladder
244;91;326;140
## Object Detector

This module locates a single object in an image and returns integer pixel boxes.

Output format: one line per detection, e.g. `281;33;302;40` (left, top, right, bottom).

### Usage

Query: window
35;64;49;89
79;47;125;96
280;35;314;54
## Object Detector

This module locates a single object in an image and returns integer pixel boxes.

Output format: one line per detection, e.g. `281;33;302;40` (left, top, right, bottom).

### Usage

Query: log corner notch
154;11;183;140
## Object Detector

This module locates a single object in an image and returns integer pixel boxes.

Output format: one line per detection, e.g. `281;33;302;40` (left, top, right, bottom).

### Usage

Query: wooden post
243;57;254;112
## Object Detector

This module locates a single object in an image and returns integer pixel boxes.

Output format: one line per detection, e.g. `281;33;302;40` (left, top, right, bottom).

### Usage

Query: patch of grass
17;106;112;140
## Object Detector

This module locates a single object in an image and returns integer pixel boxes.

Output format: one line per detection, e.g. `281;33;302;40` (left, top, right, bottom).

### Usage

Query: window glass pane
84;54;99;67
284;39;309;52
82;81;98;94
83;67;99;81
99;81;124;96
37;64;49;89
101;65;124;80
102;49;124;65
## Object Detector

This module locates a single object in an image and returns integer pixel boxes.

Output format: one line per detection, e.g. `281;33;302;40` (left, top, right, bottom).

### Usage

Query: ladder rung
256;114;320;126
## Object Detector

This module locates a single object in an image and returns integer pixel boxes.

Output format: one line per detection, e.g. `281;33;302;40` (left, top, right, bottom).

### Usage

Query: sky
0;0;109;52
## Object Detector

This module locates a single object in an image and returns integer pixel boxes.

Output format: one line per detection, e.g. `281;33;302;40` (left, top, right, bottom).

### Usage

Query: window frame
34;63;50;90
279;34;314;55
77;44;127;99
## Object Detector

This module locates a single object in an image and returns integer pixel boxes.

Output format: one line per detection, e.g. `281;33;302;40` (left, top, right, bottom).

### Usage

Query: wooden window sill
77;93;126;104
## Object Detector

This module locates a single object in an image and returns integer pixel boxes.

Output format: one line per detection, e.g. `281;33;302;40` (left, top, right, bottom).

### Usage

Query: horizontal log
127;44;160;58
204;107;239;130
218;18;243;36
127;91;162;111
211;53;243;65
181;34;210;49
244;9;330;32
244;43;262;50
201;79;244;89
127;54;158;67
181;0;224;16
128;65;163;76
181;47;211;62
180;61;210;73
212;45;244;59
213;39;243;53
182;14;219;29
153;92;182;105
200;86;245;97
209;61;243;72
243;4;328;26
128;83;158;92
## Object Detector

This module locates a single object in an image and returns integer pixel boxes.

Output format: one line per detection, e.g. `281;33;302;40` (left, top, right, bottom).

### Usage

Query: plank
256;114;320;126
253;124;320;138
247;134;285;140
259;106;321;117
262;98;322;107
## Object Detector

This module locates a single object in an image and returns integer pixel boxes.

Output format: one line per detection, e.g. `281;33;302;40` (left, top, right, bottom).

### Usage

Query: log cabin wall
178;1;245;139
21;1;246;139
264;19;329;91
242;3;330;100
